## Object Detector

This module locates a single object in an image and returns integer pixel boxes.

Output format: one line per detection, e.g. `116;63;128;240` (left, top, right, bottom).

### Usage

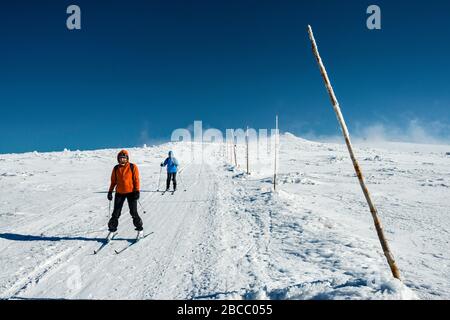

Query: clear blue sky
1;0;449;153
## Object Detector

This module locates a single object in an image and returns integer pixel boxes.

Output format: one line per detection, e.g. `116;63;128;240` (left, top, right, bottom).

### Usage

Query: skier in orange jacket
106;150;143;241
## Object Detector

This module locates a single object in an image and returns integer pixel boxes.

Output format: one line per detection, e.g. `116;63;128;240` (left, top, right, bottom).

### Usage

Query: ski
93;242;109;255
93;233;117;254
114;232;153;255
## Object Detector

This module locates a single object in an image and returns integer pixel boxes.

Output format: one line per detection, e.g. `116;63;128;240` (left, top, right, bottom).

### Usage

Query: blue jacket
162;152;179;173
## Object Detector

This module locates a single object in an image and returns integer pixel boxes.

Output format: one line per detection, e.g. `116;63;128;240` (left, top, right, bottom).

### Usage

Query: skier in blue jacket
161;151;179;191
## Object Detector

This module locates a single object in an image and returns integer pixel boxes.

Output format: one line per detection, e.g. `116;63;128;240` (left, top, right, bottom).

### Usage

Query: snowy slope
0;134;448;300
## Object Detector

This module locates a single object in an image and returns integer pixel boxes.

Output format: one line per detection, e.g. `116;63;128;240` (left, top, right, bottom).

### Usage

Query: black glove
134;191;140;200
160;163;164;167
107;191;113;201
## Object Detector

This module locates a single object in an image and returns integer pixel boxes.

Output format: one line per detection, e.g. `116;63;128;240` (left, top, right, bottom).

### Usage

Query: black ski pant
166;172;177;190
108;193;143;232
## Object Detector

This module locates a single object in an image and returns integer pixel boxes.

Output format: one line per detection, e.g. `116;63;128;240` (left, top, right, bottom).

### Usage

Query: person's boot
106;231;117;243
136;230;144;241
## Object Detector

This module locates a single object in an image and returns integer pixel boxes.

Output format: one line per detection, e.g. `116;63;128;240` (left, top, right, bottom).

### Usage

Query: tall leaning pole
307;25;401;280
273;115;278;191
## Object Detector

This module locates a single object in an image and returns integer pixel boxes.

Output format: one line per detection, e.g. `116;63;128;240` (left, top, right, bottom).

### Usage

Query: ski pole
157;166;163;191
138;200;147;214
178;171;187;192
108;200;111;217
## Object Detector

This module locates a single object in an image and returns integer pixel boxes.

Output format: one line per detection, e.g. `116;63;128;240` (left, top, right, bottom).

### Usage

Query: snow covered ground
0;133;448;300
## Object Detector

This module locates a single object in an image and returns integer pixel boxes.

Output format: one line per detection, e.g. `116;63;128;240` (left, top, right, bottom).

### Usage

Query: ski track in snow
0;136;449;299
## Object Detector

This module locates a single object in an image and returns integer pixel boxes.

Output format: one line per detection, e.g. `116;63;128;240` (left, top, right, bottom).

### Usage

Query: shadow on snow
0;233;136;244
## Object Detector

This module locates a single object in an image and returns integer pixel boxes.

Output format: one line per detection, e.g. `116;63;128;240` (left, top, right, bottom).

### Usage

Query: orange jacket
109;150;140;194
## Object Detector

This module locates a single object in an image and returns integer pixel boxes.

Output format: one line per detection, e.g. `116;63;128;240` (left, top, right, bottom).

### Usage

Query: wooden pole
307;25;401;280
224;140;226;163
274;115;278;191
257;130;260;161
246;126;250;174
234;142;238;167
225;139;228;163
230;139;233;164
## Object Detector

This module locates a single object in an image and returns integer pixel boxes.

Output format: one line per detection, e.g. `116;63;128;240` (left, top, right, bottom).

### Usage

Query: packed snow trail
0;136;448;299
0;152;271;300
0;160;226;299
